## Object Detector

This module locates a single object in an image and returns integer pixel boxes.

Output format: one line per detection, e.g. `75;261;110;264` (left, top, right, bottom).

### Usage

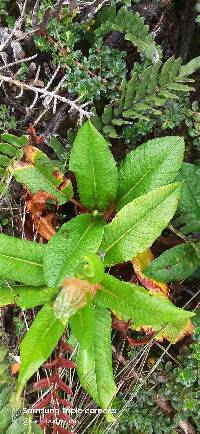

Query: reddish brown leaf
60;341;73;354
53;391;73;407
52;424;74;434
26;191;56;240
57;357;76;369
26;191;56;214
127;335;153;346
33;377;51;389
28;124;44;145
33;392;52;409
43;357;76;370
56;411;76;425
131;249;169;296
55;377;73;395
39;412;54;429
33;213;56;240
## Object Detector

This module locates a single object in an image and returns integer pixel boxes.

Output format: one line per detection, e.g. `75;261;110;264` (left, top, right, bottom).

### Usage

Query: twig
0;54;38;71
0;73;92;119
0;0;28;52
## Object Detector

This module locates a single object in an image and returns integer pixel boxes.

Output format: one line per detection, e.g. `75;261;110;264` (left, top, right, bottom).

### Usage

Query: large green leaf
179;56;200;77
7;415;43;434
17;286;58;308
101;183;181;266
69;295;95;349
95;274;194;341
0;234;45;286
17;303;64;395
177;163;200;219
44;214;104;287
173;213;200;235
0;285;57;308
117;136;184;210
76;306;116;408
69;120;118;210
144;242;200;282
0;287;16;306
14;147;73;205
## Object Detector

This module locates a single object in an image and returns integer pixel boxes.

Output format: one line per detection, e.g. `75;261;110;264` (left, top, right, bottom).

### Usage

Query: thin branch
0;0;29;52
0;54;38;71
0;73;92;119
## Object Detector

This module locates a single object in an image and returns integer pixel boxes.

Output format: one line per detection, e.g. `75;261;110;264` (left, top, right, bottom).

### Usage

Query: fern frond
98;56;200;138
95;6;157;60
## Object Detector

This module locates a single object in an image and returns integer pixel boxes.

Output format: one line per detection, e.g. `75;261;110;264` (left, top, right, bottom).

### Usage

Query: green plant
27;3;161;103
196;1;200;24
141;159;200;282
171;162;200;235
103;312;200;434
95;5;158;60
94;56;200;140
0;106;16;133
144;241;200;282
0;121;194;410
0;133;28;180
0;339;42;433
0;0;8;17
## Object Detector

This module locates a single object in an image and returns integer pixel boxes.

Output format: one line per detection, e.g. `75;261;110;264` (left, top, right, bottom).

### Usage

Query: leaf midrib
89;134;98;208
118;143;178;207
55;219;98;285
0;252;43;267
104;187;177;254
20;317;62;380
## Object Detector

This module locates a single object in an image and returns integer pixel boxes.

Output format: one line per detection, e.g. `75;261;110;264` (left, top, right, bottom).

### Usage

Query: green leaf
14;147;73;205
0;287;16;306
17;303;65;394
0;285;57;308
102;125;118;138
95;274;194;341
117;136;184;210
50;136;67;162
0;143;16;157
101;183;181;266
69;295;95;349
136;66;152;99
144;242;200;282
102;105;113;124
160;57;177;86
69;120;118;210
1;133;29;147
76;306;116;408
0;234;45;286
0;403;12;432
44;214;104;287
177;163;200;219
179;56;200;77
7;415;43;434
174;213;200;234
165;83;194;92
123;72;137;109
17;286;58;309
0;385;13;409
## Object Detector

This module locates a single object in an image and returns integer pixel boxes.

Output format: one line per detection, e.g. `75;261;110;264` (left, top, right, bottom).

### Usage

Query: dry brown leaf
26;191;56;240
